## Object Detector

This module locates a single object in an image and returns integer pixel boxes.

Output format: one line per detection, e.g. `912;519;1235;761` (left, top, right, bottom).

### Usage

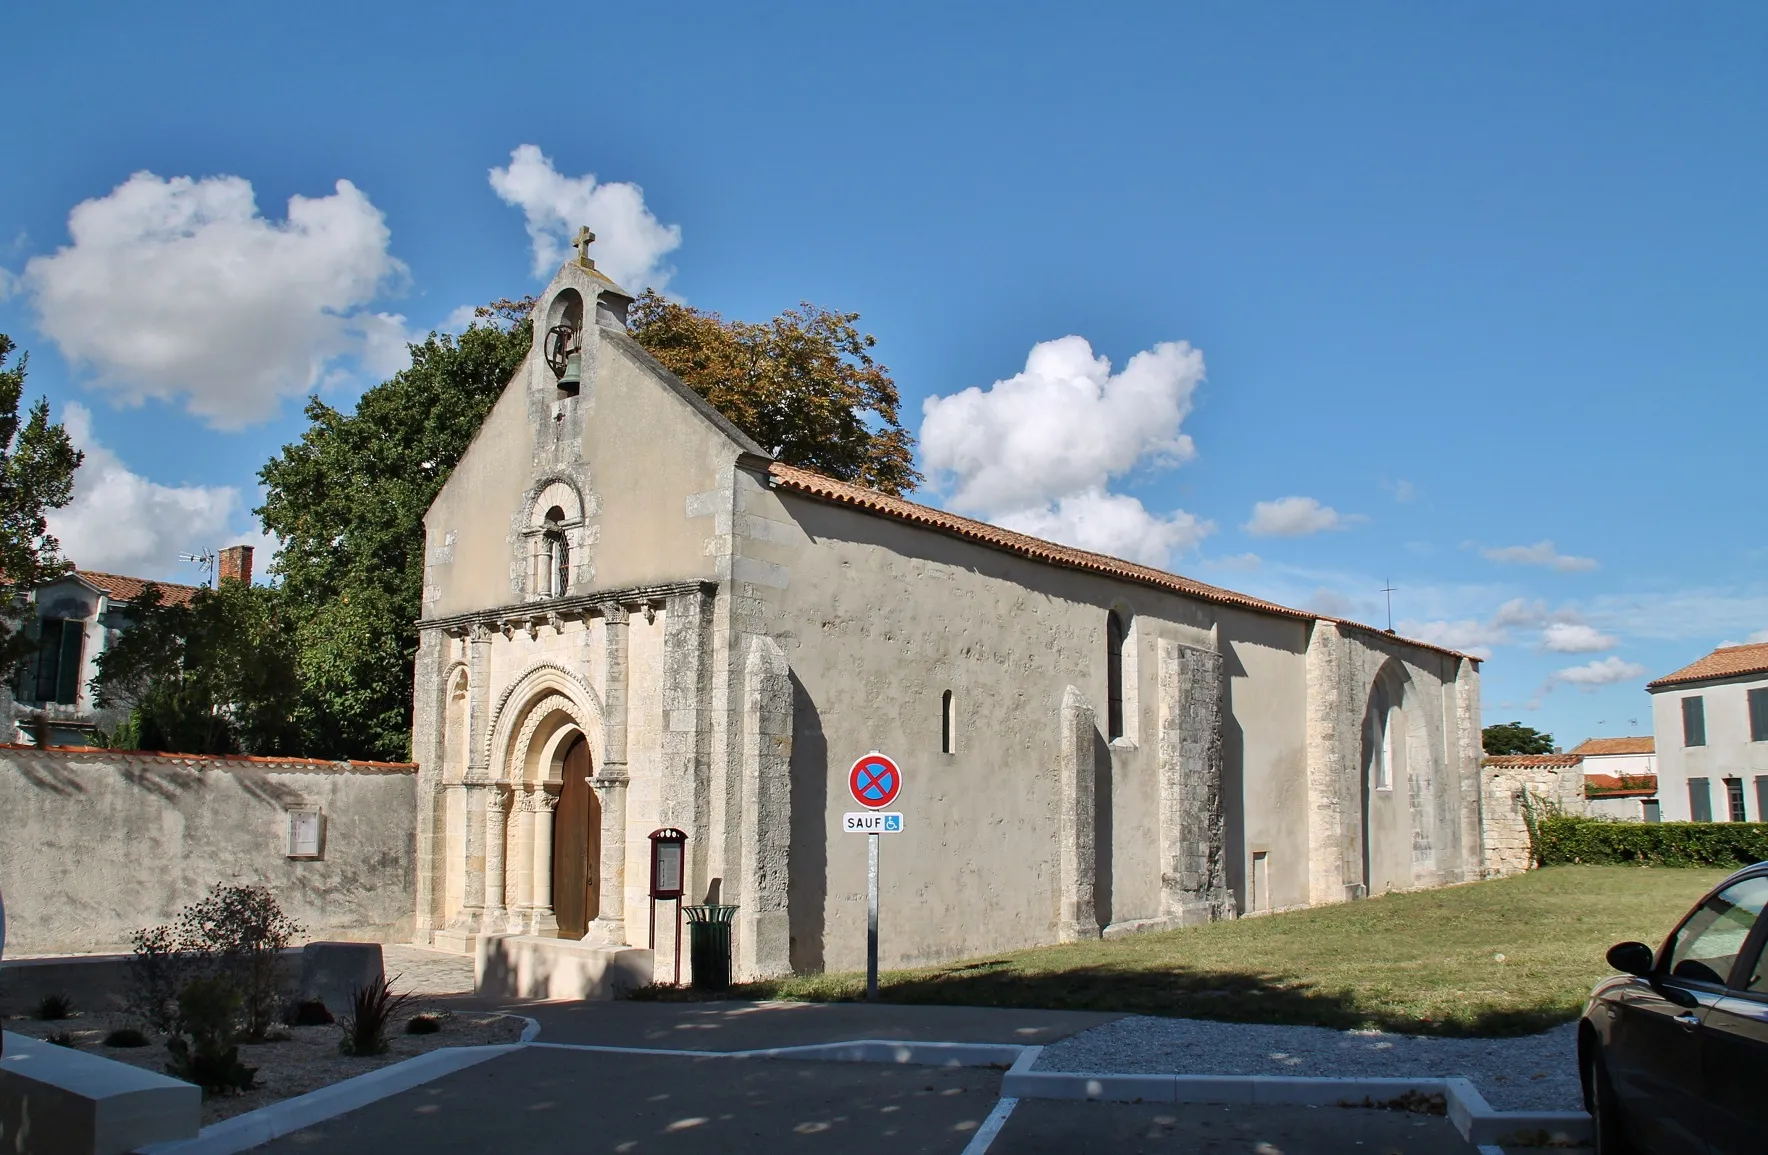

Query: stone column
1057;685;1100;943
483;787;512;932
737;635;793;980
412;626;447;941
1455;657;1485;880
453;782;487;934
1158;639;1228;927
587;779;629;944
529;789;560;936
511;797;536;917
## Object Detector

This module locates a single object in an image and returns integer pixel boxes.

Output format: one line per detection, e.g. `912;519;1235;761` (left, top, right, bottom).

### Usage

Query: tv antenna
179;549;216;588
1380;581;1397;631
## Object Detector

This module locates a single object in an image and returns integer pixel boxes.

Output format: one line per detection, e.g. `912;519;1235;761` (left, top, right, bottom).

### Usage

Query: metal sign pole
866;830;880;1001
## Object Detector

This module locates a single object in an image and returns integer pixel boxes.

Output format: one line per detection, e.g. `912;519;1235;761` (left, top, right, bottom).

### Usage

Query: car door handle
1674;1012;1701;1030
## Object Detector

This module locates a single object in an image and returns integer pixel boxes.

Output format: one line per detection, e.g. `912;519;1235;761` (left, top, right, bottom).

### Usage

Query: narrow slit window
941;690;955;754
1106;612;1126;740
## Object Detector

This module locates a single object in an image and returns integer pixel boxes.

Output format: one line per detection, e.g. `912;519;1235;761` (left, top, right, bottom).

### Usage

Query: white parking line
961;1096;1019;1155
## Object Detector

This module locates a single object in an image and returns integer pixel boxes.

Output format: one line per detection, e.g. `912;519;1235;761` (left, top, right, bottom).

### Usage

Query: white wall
1652;674;1768;822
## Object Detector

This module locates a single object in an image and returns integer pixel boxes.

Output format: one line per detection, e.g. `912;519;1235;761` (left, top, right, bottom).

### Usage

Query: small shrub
405;1014;442;1035
34;993;75;1021
127;924;197;1033
165;976;257;1096
104;1027;151;1048
286;998;334;1026
1537;816;1768;868
338;977;410;1057
176;884;304;1042
46;1031;76;1048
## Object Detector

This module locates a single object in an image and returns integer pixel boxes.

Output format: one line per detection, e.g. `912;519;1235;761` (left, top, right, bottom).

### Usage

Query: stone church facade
410;254;1484;979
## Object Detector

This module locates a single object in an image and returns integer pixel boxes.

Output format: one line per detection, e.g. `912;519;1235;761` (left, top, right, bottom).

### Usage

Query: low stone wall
1481;756;1587;877
0;747;417;956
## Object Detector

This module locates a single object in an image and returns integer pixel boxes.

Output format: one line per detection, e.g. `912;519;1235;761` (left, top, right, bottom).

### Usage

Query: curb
1000;1066;1592;1148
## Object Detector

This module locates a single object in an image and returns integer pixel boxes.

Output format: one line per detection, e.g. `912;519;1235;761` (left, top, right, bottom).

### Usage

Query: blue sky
3;2;1764;749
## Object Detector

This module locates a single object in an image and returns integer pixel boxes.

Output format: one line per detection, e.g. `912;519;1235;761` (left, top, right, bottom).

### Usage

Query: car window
1668;876;1768;987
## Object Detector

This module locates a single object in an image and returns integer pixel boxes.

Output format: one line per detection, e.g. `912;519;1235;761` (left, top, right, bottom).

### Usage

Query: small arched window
1371;680;1396;791
543;506;570;597
1106;611;1126;740
941;690;955;754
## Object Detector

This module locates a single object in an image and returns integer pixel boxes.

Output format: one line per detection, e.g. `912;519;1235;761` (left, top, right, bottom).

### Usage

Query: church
409;247;1485;982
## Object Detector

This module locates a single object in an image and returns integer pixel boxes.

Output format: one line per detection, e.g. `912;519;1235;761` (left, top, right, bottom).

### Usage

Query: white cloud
47;403;265;579
489;145;682;292
1541;622;1617;653
355;311;414;378
1207;552;1262;571
1481;540;1599;573
1243;496;1364;538
23;171;406;428
1305;588;1364;619
0;266;15;301
1750;628;1768;644
1554;656;1647;687
1395;618;1507;660
1382;478;1416;503
1490;597;1550;628
919;335;1210;569
995;489;1213;568
438;303;482;334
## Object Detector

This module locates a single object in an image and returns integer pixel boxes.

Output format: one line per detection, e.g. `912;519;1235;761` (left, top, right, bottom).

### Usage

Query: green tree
257;307;533;760
0;335;83;667
1482;721;1555;756
91;580;300;755
628;290;921;494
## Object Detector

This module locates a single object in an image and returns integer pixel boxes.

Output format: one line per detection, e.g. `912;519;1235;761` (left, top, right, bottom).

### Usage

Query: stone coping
0;744;415;772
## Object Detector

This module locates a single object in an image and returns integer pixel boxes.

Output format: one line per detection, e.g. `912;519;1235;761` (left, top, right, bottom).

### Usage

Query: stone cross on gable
572;227;596;267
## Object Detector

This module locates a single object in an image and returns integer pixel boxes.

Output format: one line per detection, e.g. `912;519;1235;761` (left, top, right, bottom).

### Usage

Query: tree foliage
1482;721;1555;756
92;580;300;755
628;290;921;494
256;311;533;760
0;335;83;667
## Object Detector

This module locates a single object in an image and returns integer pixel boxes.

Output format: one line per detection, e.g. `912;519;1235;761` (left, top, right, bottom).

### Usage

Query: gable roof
766;463;1477;661
1648;642;1768;690
1570;736;1655;756
74;571;201;607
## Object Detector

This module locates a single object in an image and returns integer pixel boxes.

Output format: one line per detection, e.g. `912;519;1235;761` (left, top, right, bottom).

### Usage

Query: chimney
218;544;254;586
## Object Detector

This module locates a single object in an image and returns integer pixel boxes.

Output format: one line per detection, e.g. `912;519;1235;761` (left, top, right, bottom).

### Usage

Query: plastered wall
0;748;416;955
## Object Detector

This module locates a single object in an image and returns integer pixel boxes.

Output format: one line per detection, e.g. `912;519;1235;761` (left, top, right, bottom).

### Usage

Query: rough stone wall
1303;621;1356;904
0;748;417;955
1481;759;1587;877
1158;639;1229;925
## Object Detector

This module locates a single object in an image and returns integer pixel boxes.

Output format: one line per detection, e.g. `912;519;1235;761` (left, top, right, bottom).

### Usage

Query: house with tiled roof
8;548;253;746
1567;735;1658;821
1648;642;1768;823
407;252;1490;985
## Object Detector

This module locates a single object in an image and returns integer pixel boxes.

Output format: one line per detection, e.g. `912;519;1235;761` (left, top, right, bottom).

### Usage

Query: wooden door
552;736;600;938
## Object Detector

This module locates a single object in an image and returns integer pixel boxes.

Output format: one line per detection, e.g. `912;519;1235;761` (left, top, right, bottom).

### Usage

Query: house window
31;619;83;706
1682;696;1707;747
1750;688;1768;743
1726;778;1748;823
1106;612;1126;741
1757;777;1768;826
940;690;955;754
1689;777;1713;823
1643;799;1661;824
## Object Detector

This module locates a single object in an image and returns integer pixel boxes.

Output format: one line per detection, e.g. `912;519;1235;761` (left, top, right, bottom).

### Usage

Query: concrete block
1001;1071;1177;1102
1170;1075;1257;1104
299;942;384;1014
1252;1075;1446;1106
475;935;652;1001
0;1029;199;1154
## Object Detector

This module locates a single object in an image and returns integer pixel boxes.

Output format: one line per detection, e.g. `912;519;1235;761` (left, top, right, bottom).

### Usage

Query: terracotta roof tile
1647;642;1768;690
1585;772;1658;796
1483;753;1583;769
75;571;201;607
766;463;1479;661
1570;736;1656;756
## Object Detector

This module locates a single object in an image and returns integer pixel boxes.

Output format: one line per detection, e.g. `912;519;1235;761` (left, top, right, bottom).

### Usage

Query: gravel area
1034;1016;1582;1112
382;944;476;996
9;1005;523;1125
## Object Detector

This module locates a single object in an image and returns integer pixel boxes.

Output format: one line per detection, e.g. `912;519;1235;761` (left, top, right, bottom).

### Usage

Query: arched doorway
552;735;600;938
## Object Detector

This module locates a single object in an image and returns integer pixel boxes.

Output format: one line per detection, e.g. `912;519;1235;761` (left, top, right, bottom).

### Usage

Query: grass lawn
641;866;1729;1036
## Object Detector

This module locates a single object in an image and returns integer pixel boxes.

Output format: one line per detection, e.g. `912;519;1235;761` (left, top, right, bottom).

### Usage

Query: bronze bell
559;349;582;390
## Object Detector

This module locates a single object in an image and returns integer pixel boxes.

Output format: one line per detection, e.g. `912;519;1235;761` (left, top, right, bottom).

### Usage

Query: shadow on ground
628;961;1573;1038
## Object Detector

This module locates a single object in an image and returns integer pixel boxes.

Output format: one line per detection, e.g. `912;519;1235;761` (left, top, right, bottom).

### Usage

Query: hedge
1535;816;1768;868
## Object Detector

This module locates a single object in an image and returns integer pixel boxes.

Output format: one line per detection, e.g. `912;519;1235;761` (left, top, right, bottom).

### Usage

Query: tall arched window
1371;680;1396;791
1106;611;1126;740
543;506;569;597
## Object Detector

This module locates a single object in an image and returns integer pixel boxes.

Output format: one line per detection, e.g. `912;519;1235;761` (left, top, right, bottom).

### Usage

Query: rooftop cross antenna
179;549;216;588
1380;581;1397;632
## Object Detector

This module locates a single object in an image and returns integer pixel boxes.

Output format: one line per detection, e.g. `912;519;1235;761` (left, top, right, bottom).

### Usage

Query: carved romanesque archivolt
482;662;605;785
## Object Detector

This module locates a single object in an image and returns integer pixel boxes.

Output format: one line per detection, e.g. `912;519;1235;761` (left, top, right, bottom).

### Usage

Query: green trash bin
682;904;738;990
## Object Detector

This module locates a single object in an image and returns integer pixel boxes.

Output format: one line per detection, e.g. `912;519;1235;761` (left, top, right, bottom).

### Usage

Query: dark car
1580;861;1768;1154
